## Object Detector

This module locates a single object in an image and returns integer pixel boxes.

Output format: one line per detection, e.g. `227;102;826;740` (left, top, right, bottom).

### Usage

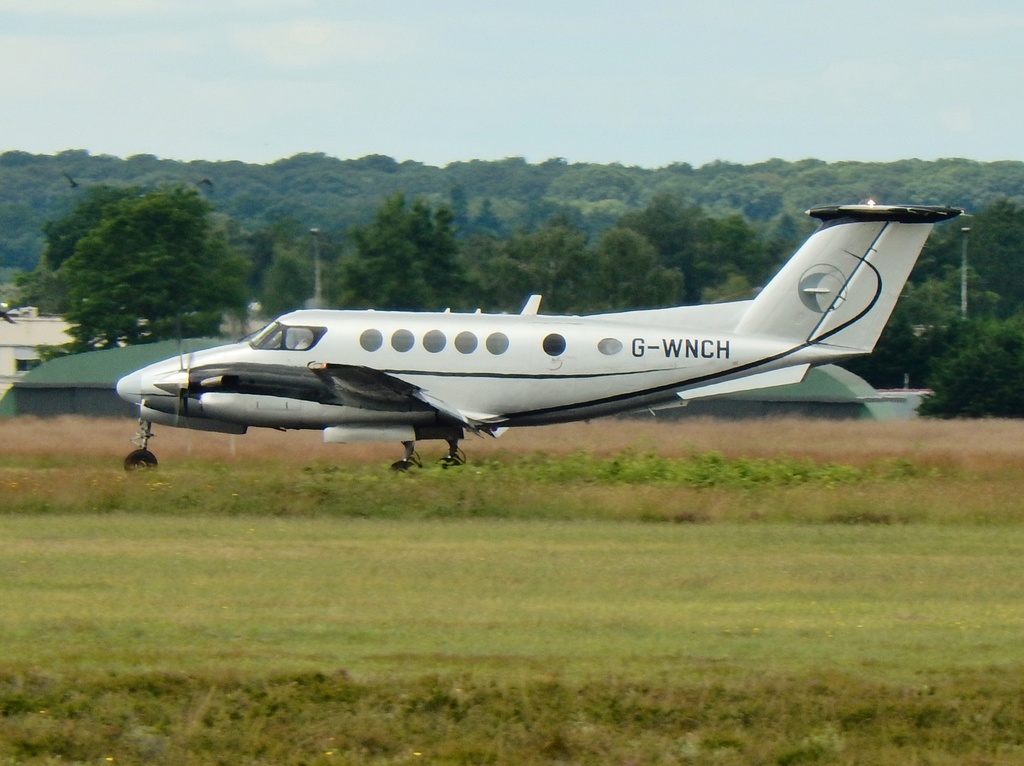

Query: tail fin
735;204;962;352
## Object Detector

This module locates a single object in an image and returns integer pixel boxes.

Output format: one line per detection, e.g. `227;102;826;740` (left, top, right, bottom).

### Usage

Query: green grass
3;516;1023;682
6;668;1024;765
0;449;999;525
3;440;1024;763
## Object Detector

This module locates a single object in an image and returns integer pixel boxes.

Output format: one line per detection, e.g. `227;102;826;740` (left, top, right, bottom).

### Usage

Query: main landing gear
124;418;158;471
121;419;469;473
390;441;422;472
391;438;466;472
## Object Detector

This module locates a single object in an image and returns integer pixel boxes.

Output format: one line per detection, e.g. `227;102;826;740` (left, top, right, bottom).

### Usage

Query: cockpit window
249;322;326;351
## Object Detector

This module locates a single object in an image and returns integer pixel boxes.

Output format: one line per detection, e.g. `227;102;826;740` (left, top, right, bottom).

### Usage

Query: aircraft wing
186;361;496;431
189;361;426;410
307;362;424;409
310;362;500;433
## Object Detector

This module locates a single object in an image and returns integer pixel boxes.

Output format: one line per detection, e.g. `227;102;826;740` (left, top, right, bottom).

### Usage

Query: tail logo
798;264;848;313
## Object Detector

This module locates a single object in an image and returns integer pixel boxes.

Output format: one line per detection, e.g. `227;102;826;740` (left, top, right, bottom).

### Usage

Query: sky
2;0;1023;169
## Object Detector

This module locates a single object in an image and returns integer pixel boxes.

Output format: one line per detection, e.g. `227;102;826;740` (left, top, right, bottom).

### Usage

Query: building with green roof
0;339;222;417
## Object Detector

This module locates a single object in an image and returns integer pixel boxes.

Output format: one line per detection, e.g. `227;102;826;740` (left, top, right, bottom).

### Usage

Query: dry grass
3;414;1024;470
0;416;1022;529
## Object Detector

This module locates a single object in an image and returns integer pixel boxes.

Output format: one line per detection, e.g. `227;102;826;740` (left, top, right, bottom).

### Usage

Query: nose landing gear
124;418;158;471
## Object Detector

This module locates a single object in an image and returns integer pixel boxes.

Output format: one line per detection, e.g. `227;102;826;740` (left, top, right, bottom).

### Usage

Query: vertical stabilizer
735;204;961;352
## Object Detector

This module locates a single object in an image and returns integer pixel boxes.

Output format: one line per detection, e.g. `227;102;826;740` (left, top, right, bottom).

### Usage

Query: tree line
7;150;1024;274
17;186;791;342
16;176;1024;418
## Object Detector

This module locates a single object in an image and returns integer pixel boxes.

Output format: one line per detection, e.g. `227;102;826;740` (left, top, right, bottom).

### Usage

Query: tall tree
589;228;682;311
338;193;466;310
696;213;774;293
261;247;314;316
920;318;1024;417
477;216;595;313
234;218;338;316
17;185;140;314
967;199;1024;317
61;187;248;351
619;194;714;304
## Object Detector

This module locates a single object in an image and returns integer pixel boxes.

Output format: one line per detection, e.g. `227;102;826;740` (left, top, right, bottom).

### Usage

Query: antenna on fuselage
520;295;543;315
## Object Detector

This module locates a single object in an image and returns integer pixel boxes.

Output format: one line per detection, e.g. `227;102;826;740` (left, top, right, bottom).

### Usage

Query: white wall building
0;308;71;398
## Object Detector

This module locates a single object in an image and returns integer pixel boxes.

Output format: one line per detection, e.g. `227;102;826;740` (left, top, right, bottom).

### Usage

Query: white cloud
2;0;176;18
938;108;975;136
0;37;85;99
230;19;418;70
2;1;1024;165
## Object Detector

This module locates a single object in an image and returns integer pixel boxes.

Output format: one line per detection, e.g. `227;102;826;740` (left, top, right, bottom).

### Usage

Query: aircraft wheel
390;459;418;472
124;449;158;471
438;453;466;469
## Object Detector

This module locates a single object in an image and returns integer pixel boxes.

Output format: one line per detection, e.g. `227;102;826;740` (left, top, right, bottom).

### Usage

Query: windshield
248;322;326;351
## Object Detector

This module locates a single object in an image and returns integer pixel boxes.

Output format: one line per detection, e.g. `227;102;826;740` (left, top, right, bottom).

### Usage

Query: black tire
124;449;158;471
390;459;417;472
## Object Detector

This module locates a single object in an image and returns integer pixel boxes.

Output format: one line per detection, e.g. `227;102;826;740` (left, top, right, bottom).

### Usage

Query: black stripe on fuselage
496;347;806;422
500;278;884;422
377;237;886;423
376;346;804;424
391;268;883;424
378;366;677;381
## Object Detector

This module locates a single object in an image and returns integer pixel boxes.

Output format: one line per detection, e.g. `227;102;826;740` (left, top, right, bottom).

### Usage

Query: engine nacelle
139;405;247;434
196;393;439;430
197;392;331;427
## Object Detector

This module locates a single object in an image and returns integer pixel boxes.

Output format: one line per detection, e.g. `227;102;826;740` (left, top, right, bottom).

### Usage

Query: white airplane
115;203;961;471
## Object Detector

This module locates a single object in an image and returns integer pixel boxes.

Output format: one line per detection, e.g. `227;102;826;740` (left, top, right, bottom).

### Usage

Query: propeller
175;322;185;425
168;316;198;427
174;316;196;427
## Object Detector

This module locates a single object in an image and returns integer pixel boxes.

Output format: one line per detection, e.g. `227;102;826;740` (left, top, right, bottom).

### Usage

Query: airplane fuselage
119;303;829;434
114;204;963;468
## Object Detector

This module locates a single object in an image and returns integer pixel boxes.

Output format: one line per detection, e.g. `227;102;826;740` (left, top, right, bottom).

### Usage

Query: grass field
2;416;1024;764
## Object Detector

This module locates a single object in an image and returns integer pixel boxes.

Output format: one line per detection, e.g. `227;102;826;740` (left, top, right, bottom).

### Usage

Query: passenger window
360;329;383;352
455;331;478;354
486;332;510;355
423;330;446;353
543;333;566;357
598;338;623;355
391;329;415;352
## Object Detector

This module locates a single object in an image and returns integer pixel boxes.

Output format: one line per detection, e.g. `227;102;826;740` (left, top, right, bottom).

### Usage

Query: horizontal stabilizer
677;365;810;401
808;204;963;224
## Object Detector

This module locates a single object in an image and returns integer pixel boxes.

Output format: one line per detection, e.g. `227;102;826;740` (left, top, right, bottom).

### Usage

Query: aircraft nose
115;370;143;403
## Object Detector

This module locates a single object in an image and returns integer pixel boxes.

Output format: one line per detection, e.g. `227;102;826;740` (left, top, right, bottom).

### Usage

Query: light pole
960;226;970;319
307;227;323;309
